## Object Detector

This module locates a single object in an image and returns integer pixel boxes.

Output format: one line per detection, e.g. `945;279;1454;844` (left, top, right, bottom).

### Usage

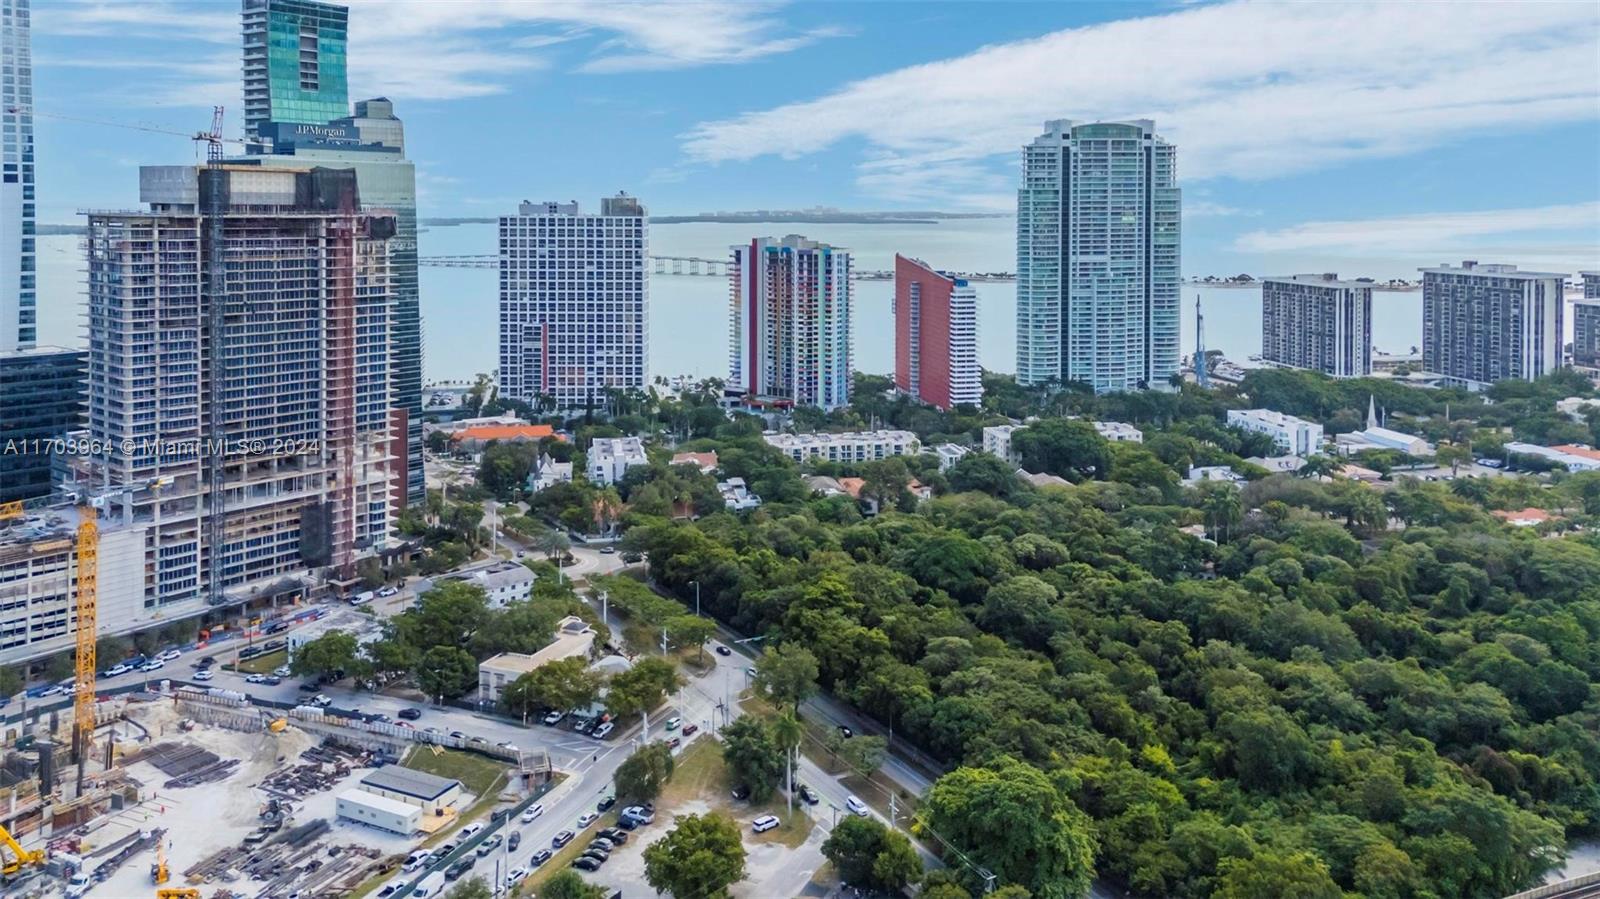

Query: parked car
496;741;519;752
398;707;422;720
105;662;133;677
449;730;466;740
598;827;628;845
245;673;265;684
577;811;599;828
837;725;854;739
158;648;183;661
597;795;616;812
140;660;165;672
588;838;614;852
261;675;282;686
542;710;566;726
310;694;332;707
845;795;869;817
521;803;545;823
192;669;214;682
592;721;614;739
504;867;527;887
552;830;574;849
665;716;681;731
798;784;820;806
273;664;292;677
529;848;552;867
752;815;780;833
377;586;399;597
580;847;609;862
731;784;751;801
715;644;732;656
620;805;655;826
572;856;601;872
681;723;699;737
298;682;320;692
368;713;391;724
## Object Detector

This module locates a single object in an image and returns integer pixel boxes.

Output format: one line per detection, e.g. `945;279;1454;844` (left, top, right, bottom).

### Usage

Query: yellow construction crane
151;836;169;885
0;500;22;520
155;891;200;899
0;821;45;877
61;478;170;791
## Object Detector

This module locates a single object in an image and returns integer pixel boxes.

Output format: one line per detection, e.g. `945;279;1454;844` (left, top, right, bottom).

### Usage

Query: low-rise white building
337;790;422;835
459;564;536;608
1335;397;1435;457
529;454;573;491
764;430;921;463
1227;409;1324;456
358;767;463;816
982;425;1024;465
478;616;596;705
719;478;762;511
1247;455;1307;474
1093;421;1144;443
1185;465;1246;486
932;443;972;471
1557;397;1600;422
1503;442;1600;472
588;437;648;485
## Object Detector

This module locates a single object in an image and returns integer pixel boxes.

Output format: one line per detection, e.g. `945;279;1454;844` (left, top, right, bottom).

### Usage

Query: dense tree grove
600;372;1600;898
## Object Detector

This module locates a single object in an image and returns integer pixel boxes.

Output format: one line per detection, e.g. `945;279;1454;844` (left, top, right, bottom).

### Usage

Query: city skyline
19;0;1599;279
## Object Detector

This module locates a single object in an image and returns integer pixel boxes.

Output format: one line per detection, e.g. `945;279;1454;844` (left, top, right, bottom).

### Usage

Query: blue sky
27;0;1600;276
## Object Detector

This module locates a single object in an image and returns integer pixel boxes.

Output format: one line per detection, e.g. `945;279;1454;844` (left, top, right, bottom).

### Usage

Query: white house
1092;421;1144;443
1227;409;1324;456
719;478;762;511
588;437;648;485
982;425;1025;465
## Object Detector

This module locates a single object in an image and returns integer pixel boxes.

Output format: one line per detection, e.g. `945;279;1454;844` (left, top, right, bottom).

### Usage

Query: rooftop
480;615;596;677
452;424;555;443
1418;260;1568;279
1264;273;1372;289
360;766;461;801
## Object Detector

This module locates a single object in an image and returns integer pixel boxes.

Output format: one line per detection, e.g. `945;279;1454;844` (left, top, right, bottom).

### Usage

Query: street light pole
692;580;700;617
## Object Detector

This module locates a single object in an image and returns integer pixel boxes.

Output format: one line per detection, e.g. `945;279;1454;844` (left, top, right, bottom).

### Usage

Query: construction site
1;682;553;898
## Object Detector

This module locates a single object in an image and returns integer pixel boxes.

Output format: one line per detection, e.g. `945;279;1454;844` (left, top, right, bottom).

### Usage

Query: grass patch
659;737;727;808
230;649;287;674
657;734;814;848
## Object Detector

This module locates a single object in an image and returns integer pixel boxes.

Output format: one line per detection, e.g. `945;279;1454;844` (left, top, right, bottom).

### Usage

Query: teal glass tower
242;0;349;142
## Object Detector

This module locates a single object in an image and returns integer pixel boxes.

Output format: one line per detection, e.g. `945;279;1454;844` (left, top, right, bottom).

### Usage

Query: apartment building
587;436;647;486
1016;119;1180;392
0;508;148;666
894;254;981;410
1573;272;1600;371
764;430;920;464
1227;409;1324;456
1421;261;1565;389
729;235;852;411
1261;274;1372;377
78;164;397;613
498;196;648;411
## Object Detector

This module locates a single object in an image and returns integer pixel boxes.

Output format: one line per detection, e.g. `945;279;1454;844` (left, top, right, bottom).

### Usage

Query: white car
665;716;682;731
751;814;780;833
140;660;165;672
402;850;432;873
158;649;182;661
459;822;485;839
310;693;332;707
505;868;527;887
192;669;214;682
106;663;133;677
378;586;399;597
577;812;599;828
245;673;266;684
542;710;565;726
845;795;869;817
592;721;614;739
520;803;545;823
274;665;292;677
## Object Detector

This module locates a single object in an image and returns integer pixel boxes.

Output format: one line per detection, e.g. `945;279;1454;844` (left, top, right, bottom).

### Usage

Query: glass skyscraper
1016;119;1180;392
1;0;36;352
242;0;350;142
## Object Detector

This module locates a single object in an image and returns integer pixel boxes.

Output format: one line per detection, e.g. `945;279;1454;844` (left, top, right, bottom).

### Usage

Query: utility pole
888;792;897;831
692;580;700;616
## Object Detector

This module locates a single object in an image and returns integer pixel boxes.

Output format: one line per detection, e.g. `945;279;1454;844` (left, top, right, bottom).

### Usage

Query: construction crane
61;477;170;794
151;835;169;885
4;105;268;154
0;500;21;520
0;821;45;877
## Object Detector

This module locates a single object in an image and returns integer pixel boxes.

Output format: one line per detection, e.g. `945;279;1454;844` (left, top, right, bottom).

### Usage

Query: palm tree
772;711;804;816
537;528;571;563
1298;454;1340;480
1198;483;1242;542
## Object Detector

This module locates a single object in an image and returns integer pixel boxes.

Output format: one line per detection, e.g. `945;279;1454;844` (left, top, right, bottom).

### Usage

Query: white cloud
46;0;833;107
681;1;1600;205
1233;202;1600;253
1185;201;1259;218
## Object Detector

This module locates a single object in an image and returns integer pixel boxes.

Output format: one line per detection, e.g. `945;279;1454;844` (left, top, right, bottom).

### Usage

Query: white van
412;872;446;898
751;815;780;833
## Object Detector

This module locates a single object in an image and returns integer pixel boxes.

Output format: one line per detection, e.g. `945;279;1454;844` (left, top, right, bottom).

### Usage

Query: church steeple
1367;394;1377;430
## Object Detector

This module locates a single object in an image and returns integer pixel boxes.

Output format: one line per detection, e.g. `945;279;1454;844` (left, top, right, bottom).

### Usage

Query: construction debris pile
258;744;373;799
183;817;385;898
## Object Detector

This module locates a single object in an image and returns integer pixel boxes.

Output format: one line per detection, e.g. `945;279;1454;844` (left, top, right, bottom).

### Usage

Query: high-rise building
1016;119;1180;392
0;346;84;503
729;235;853;411
893;254;980;411
498;196;649;411
1421;260;1566;390
1260;274;1373;378
231;99;423;506
1572;273;1600;371
80;164;397;611
1;0;36;352
242;0;350;143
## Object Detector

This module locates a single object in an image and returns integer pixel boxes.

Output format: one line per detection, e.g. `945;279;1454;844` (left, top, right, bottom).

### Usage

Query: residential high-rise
498;196;649;411
1;0;36;352
1261;274;1373;377
242;0;350;143
893;254;980;410
0;346;84;503
80;164;397;611
1572;273;1600;370
1016;119;1180;392
231;98;423;506
1421;260;1566;389
729;235;852;411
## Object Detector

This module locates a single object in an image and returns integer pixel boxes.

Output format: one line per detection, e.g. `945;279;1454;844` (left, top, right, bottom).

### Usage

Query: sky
26;0;1600;277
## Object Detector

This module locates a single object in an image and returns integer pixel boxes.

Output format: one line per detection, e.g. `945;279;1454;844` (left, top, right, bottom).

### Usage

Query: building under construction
67;164;398;622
